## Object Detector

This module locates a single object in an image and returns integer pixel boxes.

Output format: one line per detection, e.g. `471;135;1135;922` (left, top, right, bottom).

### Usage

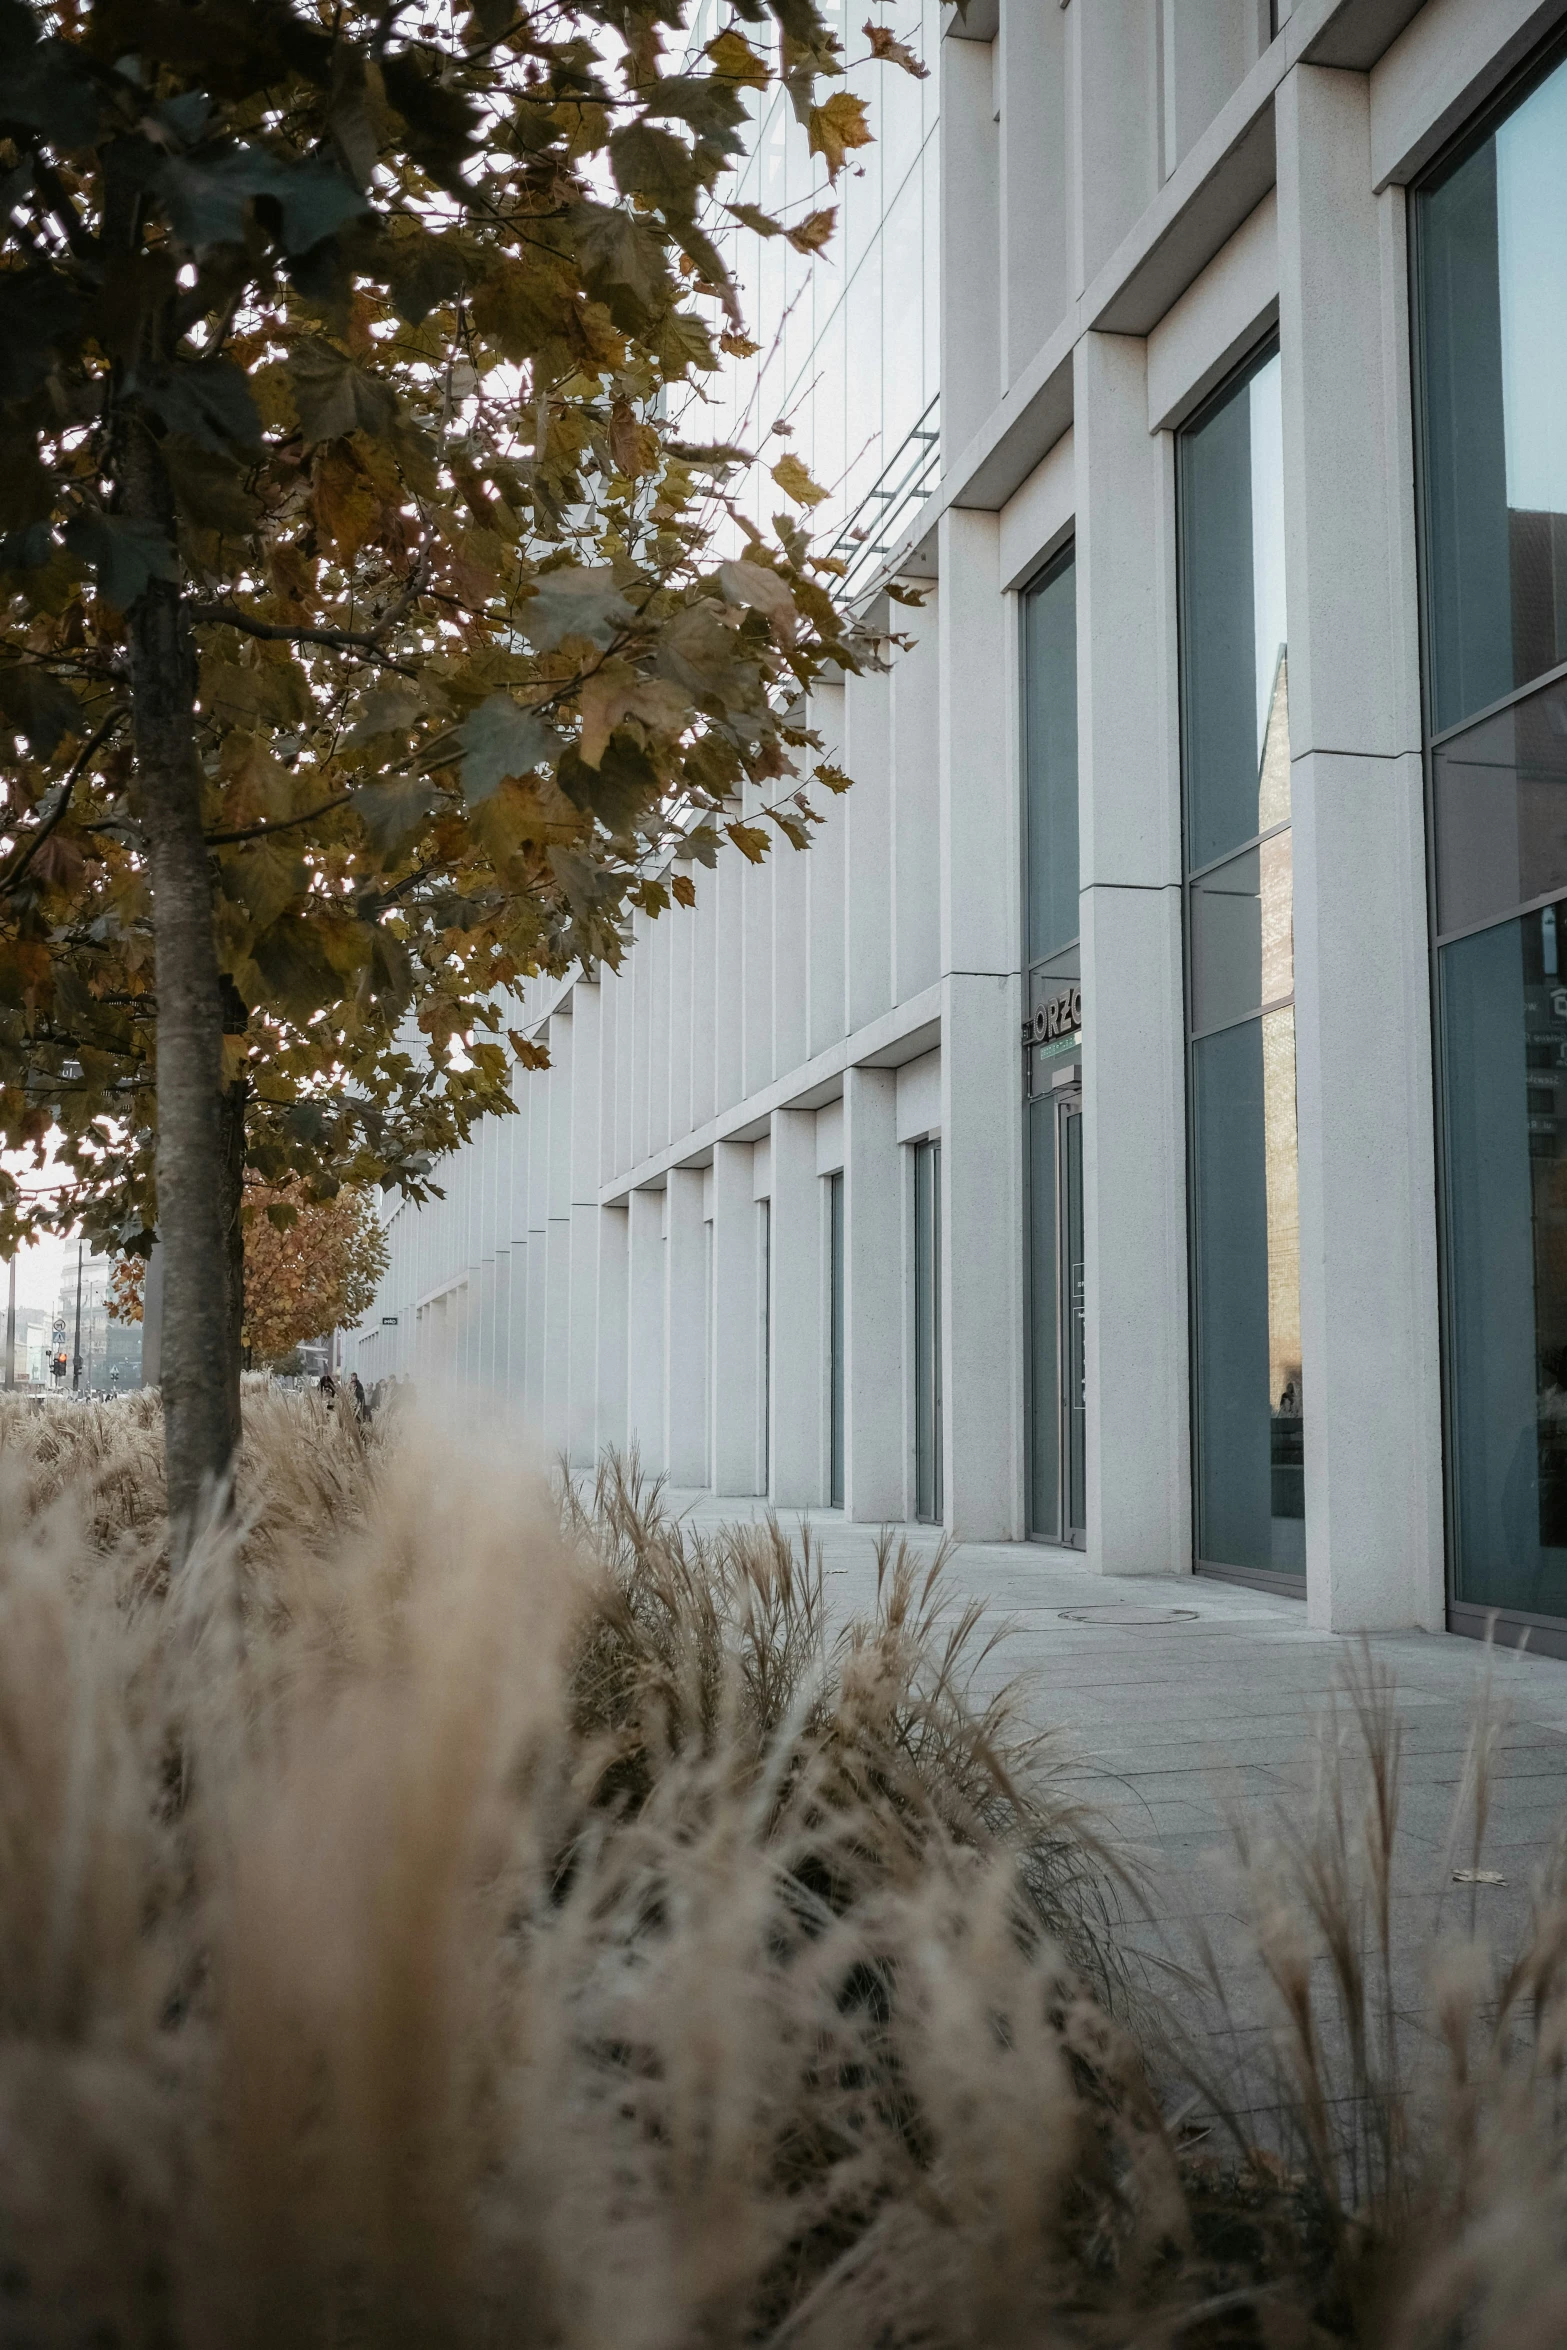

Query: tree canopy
0;0;893;1523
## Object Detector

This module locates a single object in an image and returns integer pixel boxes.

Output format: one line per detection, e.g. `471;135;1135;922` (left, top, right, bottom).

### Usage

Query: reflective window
1417;49;1567;736
1023;550;1079;966
1432;669;1567;938
1179;344;1304;1580
827;1171;845;1509
1442;906;1567;1618
913;1138;942;1524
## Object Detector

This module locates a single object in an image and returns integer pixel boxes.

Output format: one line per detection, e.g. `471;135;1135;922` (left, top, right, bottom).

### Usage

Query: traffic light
52;1350;67;1380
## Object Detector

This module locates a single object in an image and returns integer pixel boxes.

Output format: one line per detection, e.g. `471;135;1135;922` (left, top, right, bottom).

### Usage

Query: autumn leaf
705;28;770;86
720;329;761;356
577;670;691;768
609;398;659;479
863;19;930;77
786;207;837;256
727;201;783;238
725;819;769;864
719;557;800;645
814;760;852;794
670;871;697;907
807;91;874;177
508;1030;551;1071
769;453;830;508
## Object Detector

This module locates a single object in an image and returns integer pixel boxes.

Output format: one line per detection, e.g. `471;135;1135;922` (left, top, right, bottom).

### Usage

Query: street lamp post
72;1240;83;1394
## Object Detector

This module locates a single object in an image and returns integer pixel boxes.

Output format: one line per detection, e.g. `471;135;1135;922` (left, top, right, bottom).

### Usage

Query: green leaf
156;147;368;256
522;567;635;652
61;513;178;614
0;663;82;758
353;774;441;858
457;694;562;804
133;359;261;452
164;439;262;536
609;123;698;212
288;338;400;446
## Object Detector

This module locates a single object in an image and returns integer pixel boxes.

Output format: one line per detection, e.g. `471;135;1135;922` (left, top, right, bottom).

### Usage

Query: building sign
1023;985;1082;1048
382;1315;399;1327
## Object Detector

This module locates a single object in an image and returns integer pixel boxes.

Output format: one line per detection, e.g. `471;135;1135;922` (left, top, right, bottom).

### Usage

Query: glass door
1060;1093;1087;1544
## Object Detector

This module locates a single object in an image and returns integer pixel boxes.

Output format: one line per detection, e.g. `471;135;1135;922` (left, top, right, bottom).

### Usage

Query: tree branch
0;709;124;899
186;603;419;676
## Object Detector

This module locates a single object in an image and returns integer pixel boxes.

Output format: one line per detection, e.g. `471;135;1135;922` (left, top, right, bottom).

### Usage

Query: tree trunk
122;427;243;1541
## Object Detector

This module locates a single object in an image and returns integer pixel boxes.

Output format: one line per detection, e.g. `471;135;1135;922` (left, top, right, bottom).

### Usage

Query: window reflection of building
1180;344;1304;1583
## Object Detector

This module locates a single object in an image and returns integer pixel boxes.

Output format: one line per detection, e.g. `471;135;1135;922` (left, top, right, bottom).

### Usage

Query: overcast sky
3;1145;75;1317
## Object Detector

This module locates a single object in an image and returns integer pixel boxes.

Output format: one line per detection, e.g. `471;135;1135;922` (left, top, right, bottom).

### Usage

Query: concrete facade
344;0;1567;1642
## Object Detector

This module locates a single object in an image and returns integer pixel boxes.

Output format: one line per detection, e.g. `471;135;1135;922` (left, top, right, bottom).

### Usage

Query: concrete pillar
938;507;1022;1542
807;681;846;1058
999;0;1069;384
544;1009;573;1453
567;982;603;1472
664;1164;708;1488
711;1140;761;1495
843;1066;904;1521
626;1187;666;1476
596;1203;629;1461
769;1107;821;1508
1075;327;1191;1578
845;665;893;1034
524;1056;550;1435
890;594;941;1003
1276;63;1442;1633
939;28;1000;459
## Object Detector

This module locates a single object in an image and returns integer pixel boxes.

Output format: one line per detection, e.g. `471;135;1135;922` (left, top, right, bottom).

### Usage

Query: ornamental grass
0;1389;1564;2346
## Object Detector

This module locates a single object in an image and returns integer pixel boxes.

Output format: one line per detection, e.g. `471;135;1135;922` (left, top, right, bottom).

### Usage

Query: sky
2;1144;75;1316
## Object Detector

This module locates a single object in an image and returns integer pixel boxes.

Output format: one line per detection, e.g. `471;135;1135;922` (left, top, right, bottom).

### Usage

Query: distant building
56;1249;143;1392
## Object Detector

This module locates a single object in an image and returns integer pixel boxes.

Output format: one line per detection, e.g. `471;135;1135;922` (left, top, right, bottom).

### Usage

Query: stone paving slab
667;1491;1567;2115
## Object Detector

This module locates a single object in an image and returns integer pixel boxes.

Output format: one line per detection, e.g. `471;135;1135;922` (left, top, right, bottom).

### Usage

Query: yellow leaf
770;452;830;508
720;329;761;357
705;27;770;86
807;90;874;178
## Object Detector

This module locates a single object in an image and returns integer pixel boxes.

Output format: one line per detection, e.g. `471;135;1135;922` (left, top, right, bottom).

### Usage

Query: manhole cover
1057;1604;1200;1627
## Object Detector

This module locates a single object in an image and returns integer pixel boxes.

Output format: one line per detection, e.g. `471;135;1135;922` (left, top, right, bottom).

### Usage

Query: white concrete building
346;0;1567;1658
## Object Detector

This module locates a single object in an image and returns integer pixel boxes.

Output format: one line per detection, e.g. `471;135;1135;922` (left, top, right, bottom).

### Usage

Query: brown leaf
670;871;697;908
705;28;770;86
725;819;769;865
785;207;837;256
509;1030;551;1070
719;329;761;357
807;90;874;178
863;20;930;77
609;398;659;480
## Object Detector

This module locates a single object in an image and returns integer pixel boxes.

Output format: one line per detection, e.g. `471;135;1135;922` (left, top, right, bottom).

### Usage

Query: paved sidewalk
667;1492;1567;2112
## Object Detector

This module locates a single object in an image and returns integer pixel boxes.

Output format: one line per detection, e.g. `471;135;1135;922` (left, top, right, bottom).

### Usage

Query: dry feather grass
1;1392;1567;2347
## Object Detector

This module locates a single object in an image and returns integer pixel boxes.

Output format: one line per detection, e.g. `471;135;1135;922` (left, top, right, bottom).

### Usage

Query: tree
0;0;896;1536
112;1176;389;1365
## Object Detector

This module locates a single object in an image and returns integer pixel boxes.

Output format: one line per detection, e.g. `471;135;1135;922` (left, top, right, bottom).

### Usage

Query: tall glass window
827;1171;845;1509
1022;547;1082;1543
913;1138;942;1524
1415;39;1567;1634
1178;343;1305;1584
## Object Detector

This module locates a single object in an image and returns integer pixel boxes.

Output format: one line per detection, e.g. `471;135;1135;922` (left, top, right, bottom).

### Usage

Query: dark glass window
1178;343;1304;1581
913;1138;942;1524
1442;906;1567;1618
1416;51;1567;735
827;1170;845;1509
1023;550;1079;967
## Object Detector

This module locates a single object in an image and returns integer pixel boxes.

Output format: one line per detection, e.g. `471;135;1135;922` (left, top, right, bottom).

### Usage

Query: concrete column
626;1187;666;1476
664;1164;708;1488
807;681;847;1058
567;981;603;1472
938;507;1022;1542
999;0;1069;384
1276;63;1442;1632
544;1009;573;1452
711;1140;761;1496
890;594;941;1004
844;665;893;1034
939;29;1000;459
524;1056;550;1435
843;1066;904;1521
596;1203;629;1460
769;1107;821;1508
714;849;745;1113
506;1071;531;1405
1075;327;1191;1578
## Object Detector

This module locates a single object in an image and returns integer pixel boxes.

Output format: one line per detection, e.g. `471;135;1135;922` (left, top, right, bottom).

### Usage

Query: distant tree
0;0;898;1534
111;1175;388;1364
